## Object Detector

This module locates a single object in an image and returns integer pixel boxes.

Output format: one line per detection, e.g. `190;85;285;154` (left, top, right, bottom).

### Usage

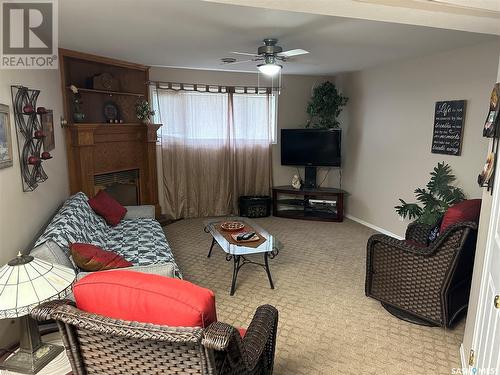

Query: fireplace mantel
65;123;161;216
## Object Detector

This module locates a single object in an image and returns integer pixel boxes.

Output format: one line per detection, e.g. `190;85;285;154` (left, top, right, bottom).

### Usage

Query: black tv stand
304;166;317;188
272;185;345;222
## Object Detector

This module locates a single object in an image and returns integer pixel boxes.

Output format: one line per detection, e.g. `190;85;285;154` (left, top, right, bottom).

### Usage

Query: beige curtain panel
155;89;273;219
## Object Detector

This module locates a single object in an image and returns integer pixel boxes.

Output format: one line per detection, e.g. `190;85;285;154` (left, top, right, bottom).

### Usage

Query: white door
470;158;500;373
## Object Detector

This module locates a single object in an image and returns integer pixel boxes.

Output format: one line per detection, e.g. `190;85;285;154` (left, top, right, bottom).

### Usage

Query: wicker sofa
365;220;478;327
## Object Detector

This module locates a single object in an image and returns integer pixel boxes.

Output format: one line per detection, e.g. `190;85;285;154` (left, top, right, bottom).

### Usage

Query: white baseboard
345;214;404;240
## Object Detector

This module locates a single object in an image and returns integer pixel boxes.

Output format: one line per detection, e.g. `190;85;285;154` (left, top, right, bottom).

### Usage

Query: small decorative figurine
291;174;302;190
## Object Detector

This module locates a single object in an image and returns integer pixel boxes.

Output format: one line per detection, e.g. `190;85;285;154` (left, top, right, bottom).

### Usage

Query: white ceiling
206;0;500;35
58;0;497;76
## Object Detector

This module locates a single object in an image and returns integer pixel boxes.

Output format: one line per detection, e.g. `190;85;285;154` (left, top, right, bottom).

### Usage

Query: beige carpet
165;217;465;375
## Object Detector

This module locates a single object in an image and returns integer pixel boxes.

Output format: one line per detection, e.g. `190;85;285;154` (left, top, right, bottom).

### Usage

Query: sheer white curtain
156;89;273;219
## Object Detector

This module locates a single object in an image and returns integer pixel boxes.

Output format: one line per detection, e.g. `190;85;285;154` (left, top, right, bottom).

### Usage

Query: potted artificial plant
395;162;465;226
306;81;348;129
136;99;155;124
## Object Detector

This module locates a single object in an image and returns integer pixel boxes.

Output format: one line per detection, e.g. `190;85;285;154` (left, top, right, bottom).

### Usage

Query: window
152;89;278;144
232;93;277;143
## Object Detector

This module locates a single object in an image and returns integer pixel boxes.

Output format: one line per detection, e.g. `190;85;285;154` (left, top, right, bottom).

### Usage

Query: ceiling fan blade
230;51;259;57
278;49;309;58
221;59;254;65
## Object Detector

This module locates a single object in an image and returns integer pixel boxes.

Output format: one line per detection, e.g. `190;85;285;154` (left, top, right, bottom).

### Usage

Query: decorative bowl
220;221;245;232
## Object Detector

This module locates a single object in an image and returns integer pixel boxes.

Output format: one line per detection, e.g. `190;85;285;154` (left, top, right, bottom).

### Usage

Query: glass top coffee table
204;217;282;295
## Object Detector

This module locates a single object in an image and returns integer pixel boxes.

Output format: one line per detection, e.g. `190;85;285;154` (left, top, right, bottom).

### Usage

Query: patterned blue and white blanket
35;192;181;277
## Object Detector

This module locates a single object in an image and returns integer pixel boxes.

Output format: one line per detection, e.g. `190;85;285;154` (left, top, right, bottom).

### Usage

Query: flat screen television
281;129;341;167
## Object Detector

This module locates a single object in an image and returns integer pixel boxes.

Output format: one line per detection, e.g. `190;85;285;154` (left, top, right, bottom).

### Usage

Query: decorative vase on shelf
73;112;85;123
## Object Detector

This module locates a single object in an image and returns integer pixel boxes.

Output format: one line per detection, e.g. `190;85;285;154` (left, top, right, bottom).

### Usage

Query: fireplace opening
94;169;139;206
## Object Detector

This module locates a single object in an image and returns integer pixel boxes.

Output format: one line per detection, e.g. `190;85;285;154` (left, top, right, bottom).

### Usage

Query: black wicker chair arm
242;304;278;368
202;321;237;351
405;221;434;244
435;221;477;240
202;304;278;371
370;221;477;257
368;234;435;256
32;301;204;344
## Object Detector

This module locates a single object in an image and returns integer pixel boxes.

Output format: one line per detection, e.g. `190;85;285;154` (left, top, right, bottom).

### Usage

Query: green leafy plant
306;81;348;129
136;98;155;123
395;162;465;225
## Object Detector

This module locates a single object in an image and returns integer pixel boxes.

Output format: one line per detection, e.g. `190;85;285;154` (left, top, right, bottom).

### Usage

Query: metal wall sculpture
11;85;52;192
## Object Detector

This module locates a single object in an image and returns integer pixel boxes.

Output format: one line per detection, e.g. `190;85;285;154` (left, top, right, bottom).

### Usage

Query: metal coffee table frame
204;217;281;296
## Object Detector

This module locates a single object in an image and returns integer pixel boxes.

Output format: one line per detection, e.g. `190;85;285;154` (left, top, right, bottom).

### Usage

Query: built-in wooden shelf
66;86;145;97
66;122;146;127
60;48;160;217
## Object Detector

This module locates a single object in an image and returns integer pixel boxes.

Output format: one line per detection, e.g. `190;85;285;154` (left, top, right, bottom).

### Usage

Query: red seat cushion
440;199;482;232
238;327;247;338
71;243;132;271
74;270;217;328
88;190;127;226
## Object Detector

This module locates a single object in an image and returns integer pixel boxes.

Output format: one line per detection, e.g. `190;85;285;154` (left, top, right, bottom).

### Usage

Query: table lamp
0;253;75;374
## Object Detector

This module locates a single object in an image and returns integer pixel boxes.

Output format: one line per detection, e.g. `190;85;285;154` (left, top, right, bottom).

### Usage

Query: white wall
0;70;69;347
336;41;500;237
149;67;334;213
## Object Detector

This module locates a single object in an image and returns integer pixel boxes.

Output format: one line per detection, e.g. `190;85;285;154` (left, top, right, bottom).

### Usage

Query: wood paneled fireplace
59;49;161;216
64;123;161;215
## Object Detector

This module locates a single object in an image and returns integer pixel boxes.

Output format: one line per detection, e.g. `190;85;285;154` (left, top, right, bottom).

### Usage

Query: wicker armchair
365;221;478;327
31;300;278;375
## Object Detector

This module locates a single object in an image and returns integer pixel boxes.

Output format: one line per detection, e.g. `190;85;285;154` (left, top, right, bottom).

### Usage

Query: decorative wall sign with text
431;100;466;156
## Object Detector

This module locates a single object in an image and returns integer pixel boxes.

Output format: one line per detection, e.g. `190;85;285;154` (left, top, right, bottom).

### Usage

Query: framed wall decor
483;83;500;138
41;110;55;151
431;100;466;156
0;104;14;169
479;83;500;194
478;152;495;187
103;101;120;123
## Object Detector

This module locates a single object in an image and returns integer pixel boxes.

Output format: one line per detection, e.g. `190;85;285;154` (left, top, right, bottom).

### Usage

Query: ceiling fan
221;38;309;76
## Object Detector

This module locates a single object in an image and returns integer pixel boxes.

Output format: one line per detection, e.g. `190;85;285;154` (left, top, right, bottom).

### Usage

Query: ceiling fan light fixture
257;63;282;76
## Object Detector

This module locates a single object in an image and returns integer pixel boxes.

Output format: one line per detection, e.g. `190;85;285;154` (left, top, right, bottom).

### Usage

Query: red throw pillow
440;199;482;233
74;270;217;328
88;190;127;226
71;243;132;271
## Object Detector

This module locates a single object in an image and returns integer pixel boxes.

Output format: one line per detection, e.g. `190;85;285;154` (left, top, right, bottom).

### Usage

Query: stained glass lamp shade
0;254;76;374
